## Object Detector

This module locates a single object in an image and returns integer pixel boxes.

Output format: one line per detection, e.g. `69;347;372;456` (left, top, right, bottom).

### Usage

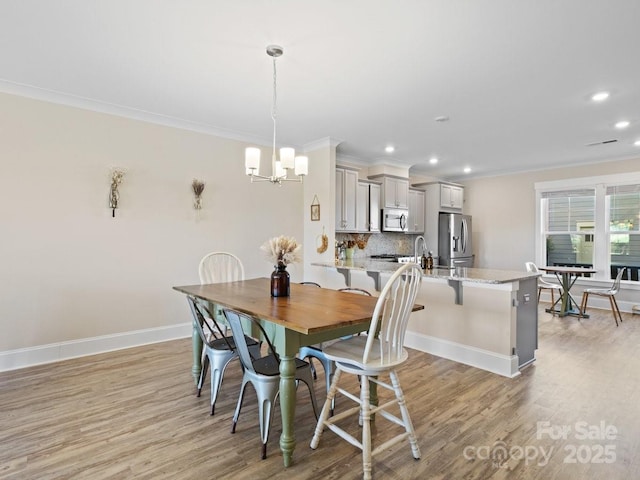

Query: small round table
539;266;596;317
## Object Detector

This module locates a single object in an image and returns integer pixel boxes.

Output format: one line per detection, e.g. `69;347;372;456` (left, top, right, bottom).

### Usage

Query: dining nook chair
580;267;626;326
198;251;245;284
187;296;260;415
223;309;319;460
298;286;372;415
197;251;245;337
525;261;562;308
310;263;422;480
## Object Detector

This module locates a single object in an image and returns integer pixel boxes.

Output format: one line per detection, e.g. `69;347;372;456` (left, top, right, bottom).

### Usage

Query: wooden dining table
539;266;596;317
173;277;424;468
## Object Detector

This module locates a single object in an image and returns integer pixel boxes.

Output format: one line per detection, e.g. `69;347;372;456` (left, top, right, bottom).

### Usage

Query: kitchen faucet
414;235;426;264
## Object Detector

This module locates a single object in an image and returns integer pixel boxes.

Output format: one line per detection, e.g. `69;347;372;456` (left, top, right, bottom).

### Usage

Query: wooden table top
174;278;423;335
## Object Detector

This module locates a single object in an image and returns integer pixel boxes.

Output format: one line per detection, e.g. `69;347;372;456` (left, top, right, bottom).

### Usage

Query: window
536;173;640;282
607;184;640;280
542;189;595;270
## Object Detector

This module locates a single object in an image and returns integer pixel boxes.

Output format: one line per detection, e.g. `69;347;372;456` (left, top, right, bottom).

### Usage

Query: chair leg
310;368;343;449
537;287;542;303
360;374;373;480
550;289;555;308
580;292;589;316
610;296;622;326
197;355;209;397
295;369;320;419
390;370;421;459
231;379;249;433
255;382;279;460
209;359;227;416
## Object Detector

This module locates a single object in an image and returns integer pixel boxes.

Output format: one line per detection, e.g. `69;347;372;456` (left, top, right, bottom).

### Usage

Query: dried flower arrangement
192;179;205;210
109;169;125;217
349;233;371;250
261;235;302;267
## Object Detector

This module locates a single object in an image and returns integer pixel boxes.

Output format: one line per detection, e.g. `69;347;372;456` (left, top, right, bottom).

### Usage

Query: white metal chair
299;287;372;415
580;267;626;326
224;309;319;460
525;262;562;307
310;263;422;480
187;296;260;415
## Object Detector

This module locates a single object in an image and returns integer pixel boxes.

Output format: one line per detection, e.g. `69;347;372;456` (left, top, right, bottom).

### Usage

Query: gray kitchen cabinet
356;181;381;232
381;176;409;209
336;167;358;232
440;183;464;211
407;188;425;233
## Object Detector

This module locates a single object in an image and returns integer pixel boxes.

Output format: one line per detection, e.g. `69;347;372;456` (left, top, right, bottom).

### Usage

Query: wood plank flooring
1;306;639;479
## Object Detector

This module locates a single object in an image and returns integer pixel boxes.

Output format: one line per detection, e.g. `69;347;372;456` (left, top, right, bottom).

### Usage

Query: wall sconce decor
109;169;125;217
192;179;205;210
311;194;320;221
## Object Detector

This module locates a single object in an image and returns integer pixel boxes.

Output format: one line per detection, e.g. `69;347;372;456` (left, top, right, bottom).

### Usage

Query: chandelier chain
271;56;277;163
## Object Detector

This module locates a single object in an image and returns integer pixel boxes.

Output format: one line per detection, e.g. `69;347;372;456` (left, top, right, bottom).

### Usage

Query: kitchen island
311;260;540;377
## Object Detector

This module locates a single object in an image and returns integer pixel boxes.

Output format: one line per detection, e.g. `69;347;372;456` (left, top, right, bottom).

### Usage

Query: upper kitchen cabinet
336;167;358;232
356;181;381;232
417;181;464;212
407;188;425;233
440;183;464;210
369;183;381;232
368;175;409;209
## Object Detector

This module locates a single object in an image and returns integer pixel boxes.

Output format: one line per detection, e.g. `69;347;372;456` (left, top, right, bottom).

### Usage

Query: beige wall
463;158;640;310
463;158;640;271
3;89;638;358
0;93;311;352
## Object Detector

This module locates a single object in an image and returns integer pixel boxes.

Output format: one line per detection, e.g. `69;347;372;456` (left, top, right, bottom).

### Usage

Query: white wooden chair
299;287;372;415
198;251;245;284
580;267;626;326
310;263;422;480
193;252;246;400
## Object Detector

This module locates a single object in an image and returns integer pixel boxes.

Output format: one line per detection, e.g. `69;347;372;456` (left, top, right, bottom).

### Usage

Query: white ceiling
2;0;640;181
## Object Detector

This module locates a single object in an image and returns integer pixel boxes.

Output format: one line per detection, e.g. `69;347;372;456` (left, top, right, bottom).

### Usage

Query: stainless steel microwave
381;208;408;232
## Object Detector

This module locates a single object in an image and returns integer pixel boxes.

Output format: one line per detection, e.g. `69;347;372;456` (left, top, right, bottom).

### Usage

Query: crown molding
0;79;282;147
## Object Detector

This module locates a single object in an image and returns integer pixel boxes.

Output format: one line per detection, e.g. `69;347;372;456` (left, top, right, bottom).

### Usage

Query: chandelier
245;45;308;185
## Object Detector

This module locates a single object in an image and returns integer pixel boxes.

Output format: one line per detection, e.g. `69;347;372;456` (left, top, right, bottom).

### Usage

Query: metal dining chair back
223;309;319;460
186;296;260;415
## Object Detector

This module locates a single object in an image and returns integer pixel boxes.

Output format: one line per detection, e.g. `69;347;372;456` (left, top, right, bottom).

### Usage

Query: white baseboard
404;331;522;378
0;323;192;372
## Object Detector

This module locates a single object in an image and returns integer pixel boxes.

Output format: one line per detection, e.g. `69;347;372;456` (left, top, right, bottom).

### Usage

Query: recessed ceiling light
615;120;630;129
591;91;610;102
429;157;438;164
385;145;395;153
634;140;640;146
463;167;471;174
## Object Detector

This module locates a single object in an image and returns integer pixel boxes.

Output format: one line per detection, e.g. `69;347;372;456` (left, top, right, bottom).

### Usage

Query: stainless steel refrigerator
438;213;474;267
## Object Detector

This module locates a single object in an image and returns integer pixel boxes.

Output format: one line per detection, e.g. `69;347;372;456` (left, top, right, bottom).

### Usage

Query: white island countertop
311;259;540;285
312;259;541;377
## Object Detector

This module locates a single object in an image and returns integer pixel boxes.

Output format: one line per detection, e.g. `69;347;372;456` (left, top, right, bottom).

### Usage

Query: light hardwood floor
1;306;639;480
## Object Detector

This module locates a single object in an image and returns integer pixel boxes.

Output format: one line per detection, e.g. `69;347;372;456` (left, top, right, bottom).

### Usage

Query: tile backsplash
335;232;419;258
